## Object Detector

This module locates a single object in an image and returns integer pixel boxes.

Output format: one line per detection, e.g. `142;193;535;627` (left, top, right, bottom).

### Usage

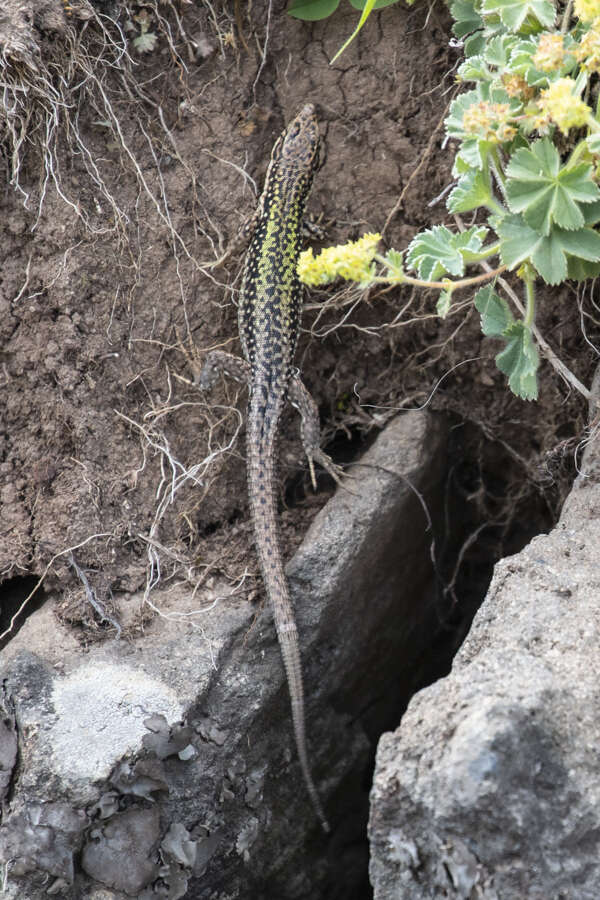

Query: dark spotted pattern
241;105;329;831
199;106;330;831
238;103;319;394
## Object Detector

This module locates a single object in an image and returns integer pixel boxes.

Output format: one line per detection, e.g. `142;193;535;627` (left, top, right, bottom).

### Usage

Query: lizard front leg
196;350;250;390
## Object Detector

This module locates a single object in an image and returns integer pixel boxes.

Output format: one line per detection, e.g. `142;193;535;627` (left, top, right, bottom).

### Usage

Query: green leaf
465;30;486;55
509;36;543;74
552;224;600;259
458;55;491;81
505;139;600;235
481;0;555;31
456;138;492;171
458;35;522;79
485;33;517;67
447;168;492;213
587;134;600;155
495;322;539;400
436;291;452;318
453;155;471;177
384;249;404;274
451;0;484;38
582;199;600;225
496;214;538;268
349;0;399;8
475;285;514;335
530;229;568;283
474;285;539;399
566;256;600;280
133;30;158;53
497;214;600;284
406;225;488;280
288;0;340;20
330;0;377;62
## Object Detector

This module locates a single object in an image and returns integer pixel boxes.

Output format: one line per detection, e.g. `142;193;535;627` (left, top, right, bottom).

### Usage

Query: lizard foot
308;449;358;495
195;350;251;391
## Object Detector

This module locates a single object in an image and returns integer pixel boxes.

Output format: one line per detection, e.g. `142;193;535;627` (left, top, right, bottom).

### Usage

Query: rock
0;693;17;800
0;411;447;898
369;398;600;898
81;807;160;895
0;801;86;883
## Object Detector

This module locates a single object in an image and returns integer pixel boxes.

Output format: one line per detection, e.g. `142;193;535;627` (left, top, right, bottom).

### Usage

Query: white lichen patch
48;662;184;786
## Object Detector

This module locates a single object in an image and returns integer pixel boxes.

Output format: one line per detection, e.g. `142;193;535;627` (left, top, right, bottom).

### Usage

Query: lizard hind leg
288;373;346;491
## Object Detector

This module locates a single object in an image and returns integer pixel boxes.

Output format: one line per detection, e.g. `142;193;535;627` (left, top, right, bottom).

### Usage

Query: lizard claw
309;450;358;495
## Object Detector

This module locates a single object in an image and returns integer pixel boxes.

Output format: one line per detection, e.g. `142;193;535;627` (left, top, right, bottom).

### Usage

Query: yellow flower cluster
502;74;535;100
298;233;381;286
576;20;600;72
532;33;566;71
462;102;516;143
575;0;600;21
537;78;591;134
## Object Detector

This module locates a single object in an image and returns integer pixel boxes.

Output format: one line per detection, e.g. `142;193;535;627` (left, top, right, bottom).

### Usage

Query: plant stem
568;138;589;167
489;148;507;194
478;260;591;402
482;159;506;215
524;268;535;328
561;0;573;33
465;241;501;263
487;197;506;216
587;116;600;134
372;256;507;291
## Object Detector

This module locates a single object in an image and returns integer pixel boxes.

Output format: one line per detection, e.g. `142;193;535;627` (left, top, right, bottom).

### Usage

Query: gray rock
0;801;86;883
81;807;160;894
0;411;447;898
0;693;17;800
369;402;600;899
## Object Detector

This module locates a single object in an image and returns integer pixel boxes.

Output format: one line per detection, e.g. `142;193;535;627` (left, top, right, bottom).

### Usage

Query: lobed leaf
475;285;514;335
506;139;600;236
133;31;158;53
451;0;484;39
436;290;453;318
349;0;399;8
587;134;600;155
406;225;488;280
481;0;555;31
447;168;492;213
497;214;600;284
385;249;404;273
566;257;600;280
495;321;539;400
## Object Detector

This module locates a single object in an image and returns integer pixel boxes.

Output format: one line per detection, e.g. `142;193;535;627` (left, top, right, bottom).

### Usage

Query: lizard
198;103;341;833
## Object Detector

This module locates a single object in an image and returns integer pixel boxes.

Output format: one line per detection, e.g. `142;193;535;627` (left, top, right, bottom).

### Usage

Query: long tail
247;414;330;833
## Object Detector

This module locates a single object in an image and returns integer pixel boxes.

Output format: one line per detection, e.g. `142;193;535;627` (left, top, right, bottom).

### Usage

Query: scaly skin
200;105;336;831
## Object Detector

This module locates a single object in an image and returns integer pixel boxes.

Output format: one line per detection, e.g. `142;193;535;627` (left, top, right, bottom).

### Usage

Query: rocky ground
369;372;600;899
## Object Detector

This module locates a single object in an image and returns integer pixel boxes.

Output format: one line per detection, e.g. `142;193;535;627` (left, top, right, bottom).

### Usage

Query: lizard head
256;103;320;227
278;103;320;172
266;103;320;190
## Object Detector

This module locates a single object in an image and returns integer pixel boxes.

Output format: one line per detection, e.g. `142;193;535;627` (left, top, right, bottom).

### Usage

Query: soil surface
0;2;593;669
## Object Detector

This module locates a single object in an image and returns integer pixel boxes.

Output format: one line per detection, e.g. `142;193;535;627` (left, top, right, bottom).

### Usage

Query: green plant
288;0;405;63
127;8;159;53
299;0;600;400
